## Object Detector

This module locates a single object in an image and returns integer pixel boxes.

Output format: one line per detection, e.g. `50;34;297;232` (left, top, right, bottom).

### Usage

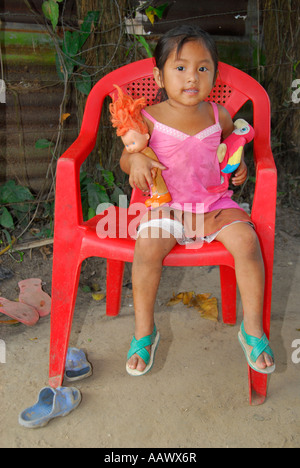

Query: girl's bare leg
127;227;177;372
215;222;274;370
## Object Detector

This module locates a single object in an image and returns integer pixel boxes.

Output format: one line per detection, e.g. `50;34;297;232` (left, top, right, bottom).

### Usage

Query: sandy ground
0;206;299;448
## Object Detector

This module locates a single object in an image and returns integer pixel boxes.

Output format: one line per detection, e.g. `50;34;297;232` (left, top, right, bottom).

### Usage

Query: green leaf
88;207;96;220
293;61;300;72
87;183;110;211
110;186;127;206
0;207;14;229
75;72;92;95
13;203;33;216
0;180;34;204
62;31;80;57
101;169;115;188
42;0;52;20
35;139;54;149
42;0;59;31
134;35;153;58
15;251;25;263
153;3;168;19
55;53;75;80
2;229;12;245
79;11;100;49
145;3;168;23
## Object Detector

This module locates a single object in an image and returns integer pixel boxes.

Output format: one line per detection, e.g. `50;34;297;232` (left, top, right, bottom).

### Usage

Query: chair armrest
54;78;109;226
59;70;114;168
251;141;277;240
58;132;97;168
53;131;100;229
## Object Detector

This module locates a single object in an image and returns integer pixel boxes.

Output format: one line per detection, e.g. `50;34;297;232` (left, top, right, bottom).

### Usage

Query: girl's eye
176;66;185;71
199;66;208;72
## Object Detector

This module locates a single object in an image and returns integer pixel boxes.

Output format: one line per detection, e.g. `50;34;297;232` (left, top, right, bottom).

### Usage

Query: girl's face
154;40;216;108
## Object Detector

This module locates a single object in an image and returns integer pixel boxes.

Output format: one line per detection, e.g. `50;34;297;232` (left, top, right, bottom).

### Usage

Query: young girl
120;25;275;377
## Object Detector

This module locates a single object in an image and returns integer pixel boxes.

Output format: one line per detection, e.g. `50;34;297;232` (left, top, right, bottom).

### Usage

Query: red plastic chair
49;58;277;405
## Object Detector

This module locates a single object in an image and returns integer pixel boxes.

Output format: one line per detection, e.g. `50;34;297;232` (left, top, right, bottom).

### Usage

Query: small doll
109;85;171;208
208;119;255;193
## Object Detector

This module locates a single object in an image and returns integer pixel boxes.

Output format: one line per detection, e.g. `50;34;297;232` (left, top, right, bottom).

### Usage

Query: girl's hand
127;152;166;192
232;158;248;186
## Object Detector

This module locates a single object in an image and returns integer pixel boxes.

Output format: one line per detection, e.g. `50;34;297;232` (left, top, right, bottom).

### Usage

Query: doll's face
121;129;150;153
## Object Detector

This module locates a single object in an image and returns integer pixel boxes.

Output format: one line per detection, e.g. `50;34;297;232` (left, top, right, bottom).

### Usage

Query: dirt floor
0;205;299;448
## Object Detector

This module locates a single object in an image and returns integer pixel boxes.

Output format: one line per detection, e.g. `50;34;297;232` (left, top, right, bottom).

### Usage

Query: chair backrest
81;58;271;154
111;63;246;114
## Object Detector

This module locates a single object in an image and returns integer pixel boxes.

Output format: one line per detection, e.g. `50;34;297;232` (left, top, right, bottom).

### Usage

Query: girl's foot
127;347;151;373
239;320;275;373
126;325;160;376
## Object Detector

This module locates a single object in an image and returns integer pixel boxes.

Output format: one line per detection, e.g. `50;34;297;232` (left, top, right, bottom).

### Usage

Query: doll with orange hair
109;85;171;208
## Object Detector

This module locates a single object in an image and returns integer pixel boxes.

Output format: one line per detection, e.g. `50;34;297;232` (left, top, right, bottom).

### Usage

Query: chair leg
248;367;267;405
219;265;236;325
247;249;273;405
49;249;82;388
106;259;125;316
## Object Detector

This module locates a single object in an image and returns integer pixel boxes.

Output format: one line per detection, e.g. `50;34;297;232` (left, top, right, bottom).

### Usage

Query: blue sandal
19;386;81;428
64;348;93;382
126;325;160;376
238;321;275;374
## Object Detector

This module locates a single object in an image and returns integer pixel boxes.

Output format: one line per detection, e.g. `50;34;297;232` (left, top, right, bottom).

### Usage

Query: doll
109;85;171;208
208;119;255;193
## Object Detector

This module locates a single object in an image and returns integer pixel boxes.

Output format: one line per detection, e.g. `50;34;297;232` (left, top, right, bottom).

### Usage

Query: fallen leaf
39;245;52;260
92;292;105;301
196;293;212;302
166;292;183;306
190;293;211;308
198;297;218;322
166;291;218;322
182;291;195;305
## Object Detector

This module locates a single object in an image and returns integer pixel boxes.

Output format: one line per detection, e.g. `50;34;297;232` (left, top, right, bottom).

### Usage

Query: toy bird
208;119;254;193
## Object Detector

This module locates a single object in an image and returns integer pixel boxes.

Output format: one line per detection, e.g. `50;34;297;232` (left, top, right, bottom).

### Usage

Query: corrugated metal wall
0;0;78;192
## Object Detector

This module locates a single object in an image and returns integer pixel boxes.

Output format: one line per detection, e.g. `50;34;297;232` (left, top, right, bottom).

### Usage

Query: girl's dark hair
153;25;219;101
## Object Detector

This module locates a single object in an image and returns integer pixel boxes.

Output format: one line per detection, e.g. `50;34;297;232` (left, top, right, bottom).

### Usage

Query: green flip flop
238;321;275;374
126;325;160;376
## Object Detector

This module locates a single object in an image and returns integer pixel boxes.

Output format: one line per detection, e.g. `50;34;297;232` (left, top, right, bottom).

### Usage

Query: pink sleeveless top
142;102;242;214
